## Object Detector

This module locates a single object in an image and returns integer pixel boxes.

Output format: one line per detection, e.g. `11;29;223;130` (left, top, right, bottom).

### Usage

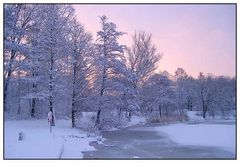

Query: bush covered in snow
75;112;96;133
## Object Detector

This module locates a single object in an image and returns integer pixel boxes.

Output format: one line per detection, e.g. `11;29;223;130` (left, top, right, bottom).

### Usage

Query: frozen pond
83;121;235;159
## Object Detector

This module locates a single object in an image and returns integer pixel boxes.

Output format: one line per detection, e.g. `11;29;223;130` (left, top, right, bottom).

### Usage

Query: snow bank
60;134;96;159
4;119;97;159
154;123;236;154
127;116;146;126
186;111;236;122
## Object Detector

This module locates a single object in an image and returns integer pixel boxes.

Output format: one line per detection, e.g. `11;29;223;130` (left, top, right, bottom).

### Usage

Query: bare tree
126;31;162;86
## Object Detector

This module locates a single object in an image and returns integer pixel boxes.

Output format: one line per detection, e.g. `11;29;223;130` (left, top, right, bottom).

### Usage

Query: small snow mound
133;156;140;158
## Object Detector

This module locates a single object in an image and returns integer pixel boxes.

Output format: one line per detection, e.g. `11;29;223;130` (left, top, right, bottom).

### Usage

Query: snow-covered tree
94;15;129;129
118;72;139;121
26;4;74;123
19;5;46;118
22;25;42;118
183;77;197;111
4;4;35;112
174;67;188;115
202;76;236;118
68;17;94;128
197;73;220;119
141;71;175;121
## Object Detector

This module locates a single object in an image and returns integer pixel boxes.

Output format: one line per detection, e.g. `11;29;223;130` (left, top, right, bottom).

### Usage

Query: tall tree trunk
95;63;107;127
203;104;207;119
71;102;76;128
96;109;101;126
31;84;36;118
31;68;36;118
49;75;53;111
202;102;205;119
31;97;36;118
200;85;206;119
49;45;55;126
96;104;102;127
187;99;190;111
96;85;104;126
71;61;77;128
95;85;105;128
159;105;162;119
71;28;79;128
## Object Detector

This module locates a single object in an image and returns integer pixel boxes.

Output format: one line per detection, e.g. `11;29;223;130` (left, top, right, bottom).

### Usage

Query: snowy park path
83;121;236;159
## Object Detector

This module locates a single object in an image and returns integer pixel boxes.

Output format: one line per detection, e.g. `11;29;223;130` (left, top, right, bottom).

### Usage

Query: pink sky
73;4;236;78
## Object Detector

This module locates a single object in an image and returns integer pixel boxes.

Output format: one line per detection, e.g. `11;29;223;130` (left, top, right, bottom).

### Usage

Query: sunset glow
74;4;236;77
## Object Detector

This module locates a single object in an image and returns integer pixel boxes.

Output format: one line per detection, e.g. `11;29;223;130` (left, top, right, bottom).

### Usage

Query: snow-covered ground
4;116;146;159
4;119;99;159
144;121;235;154
4;115;236;159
